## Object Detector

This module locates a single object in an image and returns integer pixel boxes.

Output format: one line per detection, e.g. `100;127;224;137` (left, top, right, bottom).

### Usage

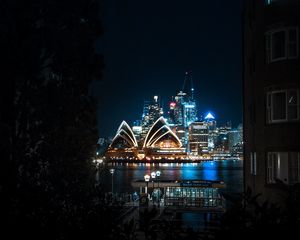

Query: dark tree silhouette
216;186;300;240
0;0;106;239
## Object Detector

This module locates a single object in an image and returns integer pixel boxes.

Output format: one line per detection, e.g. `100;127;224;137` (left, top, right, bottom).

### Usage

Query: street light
151;171;156;204
144;174;150;194
156;170;161;180
151;171;156;188
109;168;115;195
156;170;161;188
156;170;161;207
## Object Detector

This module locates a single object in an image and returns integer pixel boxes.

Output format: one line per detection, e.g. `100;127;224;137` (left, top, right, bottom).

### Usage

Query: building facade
141;96;163;139
188;121;209;156
244;0;300;205
228;125;243;153
204;113;217;151
168;71;197;148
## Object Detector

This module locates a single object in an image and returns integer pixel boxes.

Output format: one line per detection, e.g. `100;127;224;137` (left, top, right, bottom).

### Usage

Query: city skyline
105;86;243;160
98;70;243;138
92;0;244;137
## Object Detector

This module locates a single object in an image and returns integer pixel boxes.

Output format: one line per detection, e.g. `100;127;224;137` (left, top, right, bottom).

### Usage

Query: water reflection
101;160;243;194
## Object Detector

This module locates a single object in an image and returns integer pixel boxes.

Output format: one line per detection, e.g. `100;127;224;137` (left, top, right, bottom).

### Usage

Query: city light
170;102;176;108
205;112;215;119
105;72;243;161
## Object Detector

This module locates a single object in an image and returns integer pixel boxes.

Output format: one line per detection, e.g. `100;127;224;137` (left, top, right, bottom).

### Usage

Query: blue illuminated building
181;70;197;128
168;71;197;148
204;112;215;120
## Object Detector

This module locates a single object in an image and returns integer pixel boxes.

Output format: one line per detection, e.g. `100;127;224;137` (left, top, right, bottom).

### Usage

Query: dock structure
132;179;226;212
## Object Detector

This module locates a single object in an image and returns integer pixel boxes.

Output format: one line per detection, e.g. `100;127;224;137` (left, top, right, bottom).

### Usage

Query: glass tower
168;71;197;148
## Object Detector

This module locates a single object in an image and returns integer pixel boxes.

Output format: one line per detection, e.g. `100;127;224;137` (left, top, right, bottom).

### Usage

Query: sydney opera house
106;117;187;160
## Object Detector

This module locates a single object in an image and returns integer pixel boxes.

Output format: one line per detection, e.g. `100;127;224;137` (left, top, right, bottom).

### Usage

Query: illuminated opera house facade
106;117;187;160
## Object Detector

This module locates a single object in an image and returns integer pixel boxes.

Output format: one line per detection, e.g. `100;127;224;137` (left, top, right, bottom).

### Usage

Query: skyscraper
204;112;217;151
189;121;209;156
181;70;197;127
168;71;197;127
168;71;197;147
141;96;163;139
142;100;150;120
228;124;243;158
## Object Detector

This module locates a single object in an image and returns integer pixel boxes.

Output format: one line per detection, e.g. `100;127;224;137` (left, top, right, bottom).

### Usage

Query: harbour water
99;159;243;230
100;159;243;194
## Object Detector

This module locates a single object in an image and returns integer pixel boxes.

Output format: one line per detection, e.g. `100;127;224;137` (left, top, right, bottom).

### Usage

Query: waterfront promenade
106;157;242;164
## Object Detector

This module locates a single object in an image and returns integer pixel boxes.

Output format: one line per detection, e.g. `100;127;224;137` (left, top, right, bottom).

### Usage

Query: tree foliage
217;186;300;240
0;0;106;238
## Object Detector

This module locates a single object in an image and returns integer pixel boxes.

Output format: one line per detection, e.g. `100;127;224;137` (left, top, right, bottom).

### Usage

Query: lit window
266;89;299;123
266;27;299;63
267;152;300;184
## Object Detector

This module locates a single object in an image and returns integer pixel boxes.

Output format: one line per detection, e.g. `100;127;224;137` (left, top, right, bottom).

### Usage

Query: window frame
266;27;299;63
266;89;299;123
267;152;300;185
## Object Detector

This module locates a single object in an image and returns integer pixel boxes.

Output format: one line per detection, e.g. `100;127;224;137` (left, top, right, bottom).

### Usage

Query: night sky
92;0;244;138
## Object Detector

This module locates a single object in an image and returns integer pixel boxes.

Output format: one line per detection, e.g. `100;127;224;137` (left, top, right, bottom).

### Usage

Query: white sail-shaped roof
110;121;138;148
143;117;182;148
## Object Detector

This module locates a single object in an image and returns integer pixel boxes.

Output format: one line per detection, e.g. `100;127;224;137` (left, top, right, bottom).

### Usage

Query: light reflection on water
101;159;243;194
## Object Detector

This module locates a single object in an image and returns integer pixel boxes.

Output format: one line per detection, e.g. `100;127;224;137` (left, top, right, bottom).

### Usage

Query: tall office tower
215;122;232;152
142;100;150;120
189;121;209;156
244;0;300;206
168;71;198;148
141;96;163;139
204;112;217;130
167;100;177;126
167;94;183;127
228;125;241;151
181;70;197;127
228;124;244;157
168;71;197;127
141;99;150;139
204;112;217;151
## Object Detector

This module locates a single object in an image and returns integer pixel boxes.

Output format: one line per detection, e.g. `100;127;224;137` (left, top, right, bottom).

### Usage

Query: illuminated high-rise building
142;100;150;120
168;71;197;127
189;121;209;156
168;71;198;148
228;124;243;155
215;122;232;153
141;96;163;139
204;112;217;151
181;70;197;127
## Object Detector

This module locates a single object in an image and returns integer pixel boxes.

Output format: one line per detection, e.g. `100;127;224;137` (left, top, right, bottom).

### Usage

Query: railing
164;197;225;210
163;187;226;211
